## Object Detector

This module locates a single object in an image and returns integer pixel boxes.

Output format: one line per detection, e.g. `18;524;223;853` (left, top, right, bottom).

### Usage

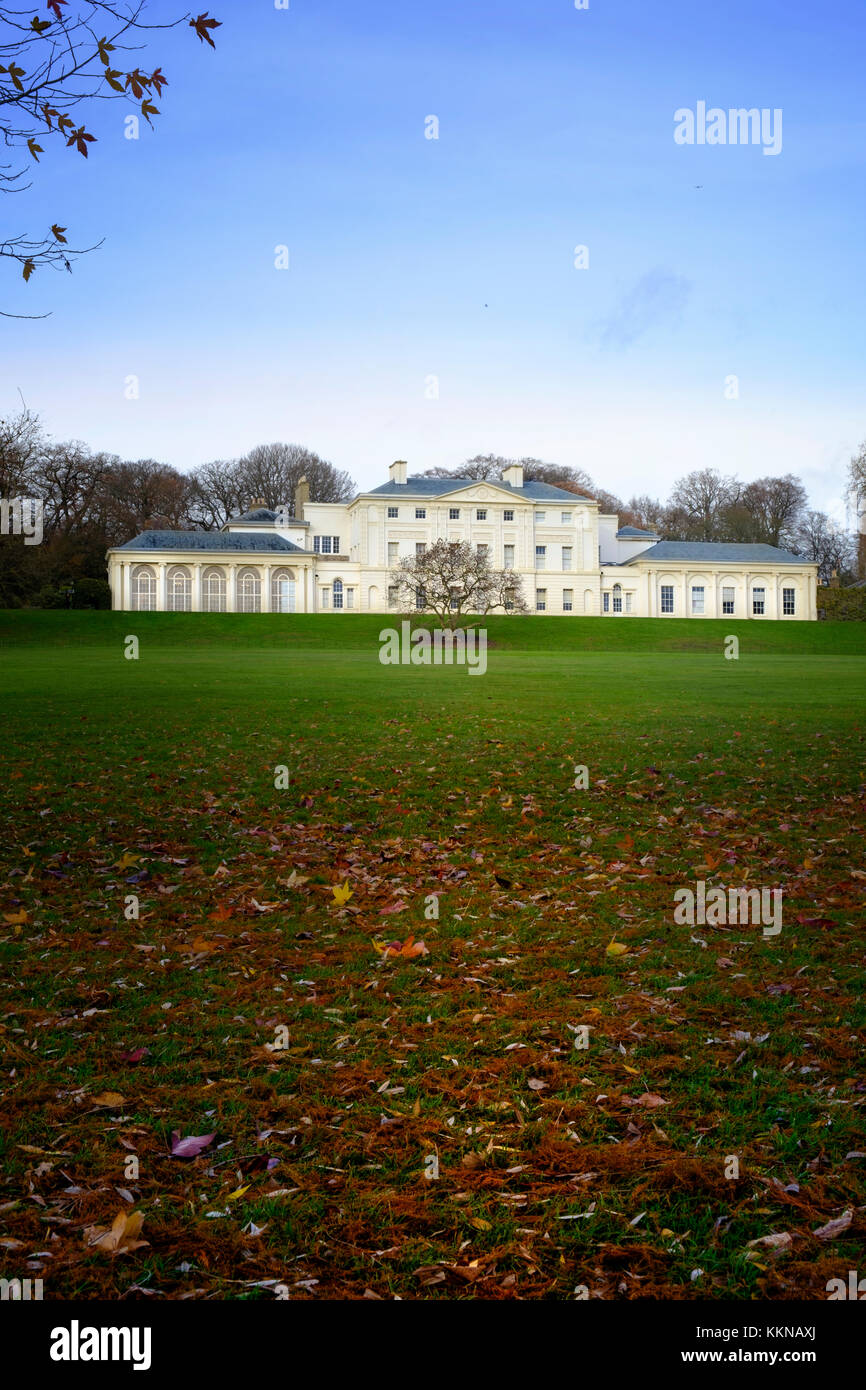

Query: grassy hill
1;608;865;653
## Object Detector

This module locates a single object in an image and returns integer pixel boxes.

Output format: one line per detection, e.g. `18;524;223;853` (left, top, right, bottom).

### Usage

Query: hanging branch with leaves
0;2;220;304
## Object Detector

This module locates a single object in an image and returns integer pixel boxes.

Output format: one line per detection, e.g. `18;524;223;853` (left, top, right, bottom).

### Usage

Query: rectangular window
321;589;329;609
563;588;573;611
536;511;546;522
503;544;514;569
722;585;735;615
536;589;547;611
313;536;321;553
661;585;673;614
449;507;460;519
504;509;514;521
561;512;572;524
416;542;426;558
536;545;546;569
752;587;765;615
320;536;332;554
415;586;426;609
625;593;632;613
562;546;572;571
691;585;705;614
783;587;795;615
476;509;487;520
346;588;354;609
415;508;426;519
333;537;340;553
476;543;489;559
387;506;398;518
603;592;610;613
388;542;398;564
388;585;398;608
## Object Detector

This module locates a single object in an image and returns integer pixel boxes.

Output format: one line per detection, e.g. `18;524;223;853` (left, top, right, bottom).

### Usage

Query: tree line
0;410;354;607
0;411;862;606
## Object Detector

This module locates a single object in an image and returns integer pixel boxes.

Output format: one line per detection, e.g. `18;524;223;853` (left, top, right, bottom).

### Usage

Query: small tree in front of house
389;539;528;629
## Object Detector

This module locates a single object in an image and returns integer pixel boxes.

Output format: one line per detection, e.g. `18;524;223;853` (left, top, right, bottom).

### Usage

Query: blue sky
2;0;864;516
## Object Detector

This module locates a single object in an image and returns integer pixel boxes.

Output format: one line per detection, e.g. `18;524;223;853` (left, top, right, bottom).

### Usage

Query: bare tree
32;439;113;535
796;510;856;584
237;443;354;515
0;402;43;493
625;494;664;532
737;474;807;548
390;539;528;629
518;458;593;494
421;454;505;481
100;457;193;538
847;440;866;507
668;467;739;541
187;457;243;530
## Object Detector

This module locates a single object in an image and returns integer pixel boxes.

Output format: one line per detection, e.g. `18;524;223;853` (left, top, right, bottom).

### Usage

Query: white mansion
107;460;819;620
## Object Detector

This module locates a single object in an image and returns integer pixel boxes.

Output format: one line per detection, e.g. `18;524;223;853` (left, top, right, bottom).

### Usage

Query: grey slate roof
616;525;657;538
624;541;809;565
227;508;309;526
367;476;591;501
117;530;307;553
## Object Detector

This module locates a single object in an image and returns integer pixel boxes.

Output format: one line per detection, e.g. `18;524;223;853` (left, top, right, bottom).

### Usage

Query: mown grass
0;612;864;1301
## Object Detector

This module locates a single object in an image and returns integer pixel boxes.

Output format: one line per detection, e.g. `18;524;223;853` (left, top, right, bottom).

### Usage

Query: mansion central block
107;460;819;620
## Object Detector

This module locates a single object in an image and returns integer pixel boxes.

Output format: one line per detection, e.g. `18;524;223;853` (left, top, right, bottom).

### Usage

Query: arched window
612;582;623;614
237;568;261;613
167;565;191;612
202;567;226;613
271;568;296;613
132;566;157;611
332;578;343;610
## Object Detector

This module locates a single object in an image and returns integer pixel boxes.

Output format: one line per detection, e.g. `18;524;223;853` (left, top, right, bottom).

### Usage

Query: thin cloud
597;268;692;350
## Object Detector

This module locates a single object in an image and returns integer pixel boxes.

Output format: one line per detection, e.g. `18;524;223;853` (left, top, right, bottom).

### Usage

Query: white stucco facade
106;462;818;620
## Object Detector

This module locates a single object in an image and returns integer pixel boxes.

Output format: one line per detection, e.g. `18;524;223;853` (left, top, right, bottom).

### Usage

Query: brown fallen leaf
746;1231;792;1253
84;1210;149;1256
813;1210;853;1241
91;1091;125;1108
625;1092;667;1109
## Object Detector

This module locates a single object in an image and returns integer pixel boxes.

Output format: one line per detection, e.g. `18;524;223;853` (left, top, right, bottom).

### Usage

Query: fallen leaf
84;1210;148;1256
813;1210;853;1241
170;1131;216;1159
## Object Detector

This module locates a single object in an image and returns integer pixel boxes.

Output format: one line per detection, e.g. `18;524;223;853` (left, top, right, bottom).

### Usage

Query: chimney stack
502;462;523;489
294;475;310;519
389;460;408;486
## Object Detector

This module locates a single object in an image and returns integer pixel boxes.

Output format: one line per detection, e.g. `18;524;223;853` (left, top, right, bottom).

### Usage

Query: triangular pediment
435;482;530;504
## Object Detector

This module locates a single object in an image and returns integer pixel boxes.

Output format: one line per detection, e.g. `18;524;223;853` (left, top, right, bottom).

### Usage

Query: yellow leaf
606;940;629;957
623;1065;640;1075
226;1184;250;1202
84;1209;148;1256
114;852;139;871
4;910;28;926
332;881;354;907
91;1091;124;1108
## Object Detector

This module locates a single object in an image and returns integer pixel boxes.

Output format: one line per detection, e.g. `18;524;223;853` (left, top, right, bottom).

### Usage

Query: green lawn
1;612;864;1300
